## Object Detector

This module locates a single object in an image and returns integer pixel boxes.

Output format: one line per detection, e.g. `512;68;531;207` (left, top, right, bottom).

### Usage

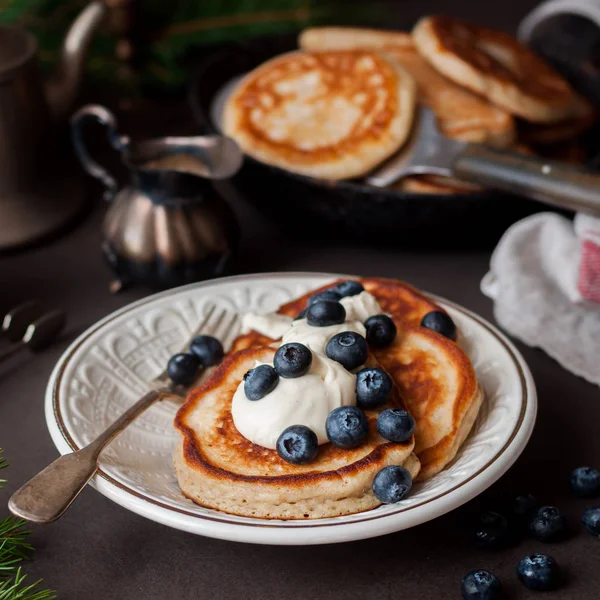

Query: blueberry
167;353;201;386
511;493;538;520
468;511;510;550
517;553;560;591
582;506;600;537
355;367;393;409
570;466;600;498
364;314;397;348
325;331;368;370
190;335;224;366
243;365;279;400
421;310;457;341
306;301;346;327
294;308;307;321
372;465;412;503
377;409;415;443
528;506;567;542
274;343;312;378
276;425;318;464
308;290;342;305
461;569;502;600
333;280;364;297
326;406;369;449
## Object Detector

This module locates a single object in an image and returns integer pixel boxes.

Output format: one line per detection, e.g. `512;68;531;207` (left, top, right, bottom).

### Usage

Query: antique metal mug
71;104;243;292
0;1;107;250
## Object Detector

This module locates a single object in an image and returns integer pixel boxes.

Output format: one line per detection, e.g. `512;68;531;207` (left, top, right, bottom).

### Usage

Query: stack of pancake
222;15;594;194
174;278;483;519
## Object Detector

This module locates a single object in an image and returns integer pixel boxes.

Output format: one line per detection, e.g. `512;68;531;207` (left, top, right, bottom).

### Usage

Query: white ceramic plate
45;273;537;545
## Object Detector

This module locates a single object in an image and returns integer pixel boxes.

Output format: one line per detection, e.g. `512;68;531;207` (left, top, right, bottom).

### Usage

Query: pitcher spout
45;1;108;120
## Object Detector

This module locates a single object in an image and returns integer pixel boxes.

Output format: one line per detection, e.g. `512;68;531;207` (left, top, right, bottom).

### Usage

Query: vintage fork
9;304;240;524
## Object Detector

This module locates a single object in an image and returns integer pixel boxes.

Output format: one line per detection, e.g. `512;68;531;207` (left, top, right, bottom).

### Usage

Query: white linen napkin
481;212;600;386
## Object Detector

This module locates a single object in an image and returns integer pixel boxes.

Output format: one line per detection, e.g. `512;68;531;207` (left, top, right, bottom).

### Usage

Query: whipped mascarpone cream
232;291;383;449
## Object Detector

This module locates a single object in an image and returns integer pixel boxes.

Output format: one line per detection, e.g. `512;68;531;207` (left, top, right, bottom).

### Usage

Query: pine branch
0;569;56;600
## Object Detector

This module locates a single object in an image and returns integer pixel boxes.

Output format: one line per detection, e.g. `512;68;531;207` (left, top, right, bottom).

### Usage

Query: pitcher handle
70;105;130;202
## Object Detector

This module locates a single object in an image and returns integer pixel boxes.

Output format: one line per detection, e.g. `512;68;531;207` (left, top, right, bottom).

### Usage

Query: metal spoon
0;301;43;343
0;310;66;363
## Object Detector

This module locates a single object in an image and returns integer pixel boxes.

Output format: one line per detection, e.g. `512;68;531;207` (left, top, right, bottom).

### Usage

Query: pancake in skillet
222;50;416;180
232;277;483;480
299;27;515;147
174;346;420;519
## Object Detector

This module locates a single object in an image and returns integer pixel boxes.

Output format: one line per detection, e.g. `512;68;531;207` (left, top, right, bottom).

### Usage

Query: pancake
413;15;582;124
394;174;481;195
174;345;420;519
231;277;482;480
222;49;416;180
300;27;515;147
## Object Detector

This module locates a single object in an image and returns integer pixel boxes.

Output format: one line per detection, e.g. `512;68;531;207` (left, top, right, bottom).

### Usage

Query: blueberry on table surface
355;367;393;409
333;280;364;297
511;492;538;520
276;425;318;464
190;335;224;366
421;310;457;341
325;331;368;371
243;365;279;401
372;465;412;504
528;506;567;542
461;569;502;600
306;301;346;327
516;553;560;591
570;466;600;498
308;290;342;305
364;314;397;348
468;511;510;550
274;342;312;378
326;406;369;449
582;506;600;537
167;353;201;386
377;409;415;443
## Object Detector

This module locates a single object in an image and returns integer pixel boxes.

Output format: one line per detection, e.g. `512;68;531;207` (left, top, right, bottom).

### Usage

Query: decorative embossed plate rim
45;272;537;545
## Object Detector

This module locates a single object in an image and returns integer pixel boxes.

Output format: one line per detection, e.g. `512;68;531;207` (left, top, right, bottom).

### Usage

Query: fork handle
9;389;164;523
453;145;600;215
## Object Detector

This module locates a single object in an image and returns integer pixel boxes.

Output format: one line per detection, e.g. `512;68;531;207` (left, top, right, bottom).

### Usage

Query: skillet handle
452;145;600;216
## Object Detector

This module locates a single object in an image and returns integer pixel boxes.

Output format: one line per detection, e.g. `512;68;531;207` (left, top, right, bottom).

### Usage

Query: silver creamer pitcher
0;1;107;250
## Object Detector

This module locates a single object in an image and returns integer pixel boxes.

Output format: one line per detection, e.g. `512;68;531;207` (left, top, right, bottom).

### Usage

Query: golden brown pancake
223;50;416;180
394;174;481;195
231;277;482;480
413;15;582;123
174;345;420;519
300;26;515;147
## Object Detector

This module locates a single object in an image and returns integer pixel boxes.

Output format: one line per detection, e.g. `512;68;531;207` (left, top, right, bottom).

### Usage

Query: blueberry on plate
306;301;346;327
364;314;397;348
582;506;600;537
516;553;560;591
276;425;318;464
243;365;279;401
167;353;201;386
511;493;538;520
421;310;457;341
377;409;415;443
570;466;600;498
528;506;567;542
468;511;510;550
355;367;393;409
461;569;502;600
274;343;312;378
294;308;307;321
325;331;368;370
190;335;224;366
326;406;369;449
372;465;412;503
308;290;342;305
333;280;364;298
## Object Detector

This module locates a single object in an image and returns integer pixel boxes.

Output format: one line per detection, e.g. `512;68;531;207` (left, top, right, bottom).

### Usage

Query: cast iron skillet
189;33;546;249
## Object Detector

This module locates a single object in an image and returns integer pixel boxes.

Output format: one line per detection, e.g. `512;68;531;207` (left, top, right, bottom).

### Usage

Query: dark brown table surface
1;2;600;598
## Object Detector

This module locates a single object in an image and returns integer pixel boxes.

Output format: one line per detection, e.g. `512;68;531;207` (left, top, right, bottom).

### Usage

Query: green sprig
0;569;56;600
